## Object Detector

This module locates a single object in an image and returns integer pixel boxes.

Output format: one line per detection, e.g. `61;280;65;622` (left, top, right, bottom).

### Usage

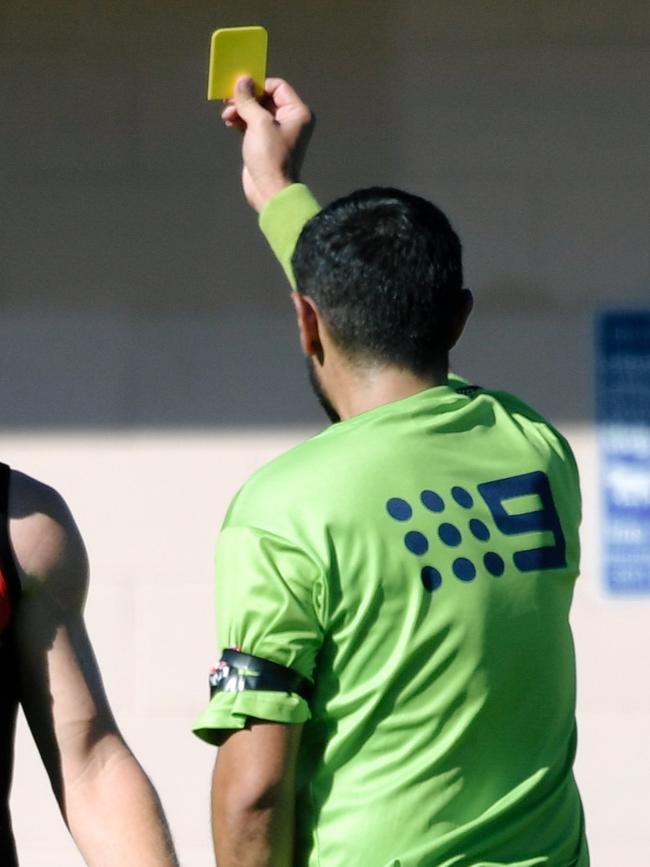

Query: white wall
7;429;310;866
6;427;650;866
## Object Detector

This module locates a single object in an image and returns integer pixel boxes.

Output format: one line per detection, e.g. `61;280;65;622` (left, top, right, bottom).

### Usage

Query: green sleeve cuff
258;183;321;290
192;690;311;746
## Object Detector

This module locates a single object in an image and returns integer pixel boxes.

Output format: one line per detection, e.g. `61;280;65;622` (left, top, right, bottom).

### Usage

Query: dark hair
291;187;464;375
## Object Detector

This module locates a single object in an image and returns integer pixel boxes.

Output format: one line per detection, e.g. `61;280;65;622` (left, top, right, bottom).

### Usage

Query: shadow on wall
0;308;594;428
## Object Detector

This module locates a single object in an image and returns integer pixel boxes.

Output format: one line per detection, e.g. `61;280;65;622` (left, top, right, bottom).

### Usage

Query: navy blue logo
385;471;566;592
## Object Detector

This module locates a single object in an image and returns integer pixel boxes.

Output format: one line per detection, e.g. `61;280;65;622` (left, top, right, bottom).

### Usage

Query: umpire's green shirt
194;185;589;867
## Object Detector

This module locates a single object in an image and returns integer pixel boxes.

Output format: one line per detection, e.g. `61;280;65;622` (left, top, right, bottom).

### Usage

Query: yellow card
207;26;268;100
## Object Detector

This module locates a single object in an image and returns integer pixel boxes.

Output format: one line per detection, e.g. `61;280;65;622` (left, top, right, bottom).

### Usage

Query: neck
333;362;448;420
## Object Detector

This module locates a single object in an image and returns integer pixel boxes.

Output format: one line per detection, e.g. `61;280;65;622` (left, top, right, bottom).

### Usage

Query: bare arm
222;76;314;213
212;720;303;867
9;471;178;867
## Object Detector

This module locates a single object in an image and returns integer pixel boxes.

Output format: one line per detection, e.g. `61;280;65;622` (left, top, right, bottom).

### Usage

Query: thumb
233;76;266;124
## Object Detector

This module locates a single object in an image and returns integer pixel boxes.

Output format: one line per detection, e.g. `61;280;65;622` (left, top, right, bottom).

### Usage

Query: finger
264;78;307;109
220;104;245;132
264;78;312;130
233;76;269;125
264;77;287;95
221;105;239;122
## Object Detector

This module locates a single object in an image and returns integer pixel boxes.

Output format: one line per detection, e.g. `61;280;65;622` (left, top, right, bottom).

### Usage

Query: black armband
209;649;313;702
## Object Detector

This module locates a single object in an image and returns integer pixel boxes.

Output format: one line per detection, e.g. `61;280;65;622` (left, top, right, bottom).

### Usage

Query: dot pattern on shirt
420;490;444;512
386;498;412;521
385;487;504;592
469;518;490;541
484;552;505;577
405;531;428;555
451;486;474;508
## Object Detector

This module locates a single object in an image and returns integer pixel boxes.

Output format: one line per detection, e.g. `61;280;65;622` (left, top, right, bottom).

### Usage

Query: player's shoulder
449;374;574;452
8;468;66;515
479;386;578;468
225;425;346;525
7;469;88;597
482;385;568;432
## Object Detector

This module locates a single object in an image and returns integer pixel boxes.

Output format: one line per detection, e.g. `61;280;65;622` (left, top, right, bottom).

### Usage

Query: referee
194;77;589;867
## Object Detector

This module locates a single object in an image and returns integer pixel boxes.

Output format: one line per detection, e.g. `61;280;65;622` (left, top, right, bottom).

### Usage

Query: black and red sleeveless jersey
0;463;21;866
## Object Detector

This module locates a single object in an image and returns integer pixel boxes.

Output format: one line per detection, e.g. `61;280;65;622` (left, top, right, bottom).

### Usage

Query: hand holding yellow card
207;26;268;100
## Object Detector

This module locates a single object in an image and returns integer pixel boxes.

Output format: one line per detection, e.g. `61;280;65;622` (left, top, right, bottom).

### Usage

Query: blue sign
596;310;650;594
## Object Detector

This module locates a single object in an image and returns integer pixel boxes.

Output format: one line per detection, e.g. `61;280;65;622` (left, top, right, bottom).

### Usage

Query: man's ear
291;292;323;360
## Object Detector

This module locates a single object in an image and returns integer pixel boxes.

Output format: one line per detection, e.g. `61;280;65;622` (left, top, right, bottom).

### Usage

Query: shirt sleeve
258;183;321;289
192;525;325;746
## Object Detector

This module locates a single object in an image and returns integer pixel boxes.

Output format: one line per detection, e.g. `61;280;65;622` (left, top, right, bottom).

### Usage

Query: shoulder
478;387;579;475
486;387;574;438
225;426;348;528
8;469;88;601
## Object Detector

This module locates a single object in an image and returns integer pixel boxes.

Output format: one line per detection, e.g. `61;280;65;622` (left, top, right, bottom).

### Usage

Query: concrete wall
1;0;648;428
2;1;649;865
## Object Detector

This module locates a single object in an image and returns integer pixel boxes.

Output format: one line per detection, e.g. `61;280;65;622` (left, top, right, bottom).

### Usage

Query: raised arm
222;76;314;213
222;77;320;288
9;471;178;866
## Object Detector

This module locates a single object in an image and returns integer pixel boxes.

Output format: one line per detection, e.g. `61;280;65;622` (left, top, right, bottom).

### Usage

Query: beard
306;357;341;424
